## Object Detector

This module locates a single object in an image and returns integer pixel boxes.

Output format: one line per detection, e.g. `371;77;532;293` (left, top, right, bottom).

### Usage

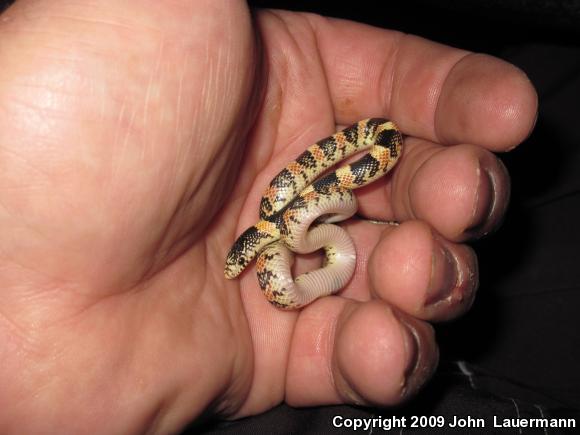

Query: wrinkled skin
0;1;537;433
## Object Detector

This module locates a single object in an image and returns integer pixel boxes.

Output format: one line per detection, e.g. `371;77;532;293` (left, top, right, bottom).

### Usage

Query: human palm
0;1;536;433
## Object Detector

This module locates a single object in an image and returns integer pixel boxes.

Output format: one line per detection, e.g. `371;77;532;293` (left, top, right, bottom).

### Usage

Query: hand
0;1;537;433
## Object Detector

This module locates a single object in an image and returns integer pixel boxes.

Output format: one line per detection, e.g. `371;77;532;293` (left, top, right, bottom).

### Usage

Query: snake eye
238;257;246;266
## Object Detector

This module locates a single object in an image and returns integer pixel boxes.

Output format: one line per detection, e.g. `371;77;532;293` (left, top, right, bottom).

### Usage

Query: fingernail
425;241;458;306
393;313;438;400
465;163;495;237
392;312;420;396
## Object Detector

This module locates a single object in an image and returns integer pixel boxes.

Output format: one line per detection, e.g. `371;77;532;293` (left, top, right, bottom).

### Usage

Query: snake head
224;247;251;279
224;221;281;279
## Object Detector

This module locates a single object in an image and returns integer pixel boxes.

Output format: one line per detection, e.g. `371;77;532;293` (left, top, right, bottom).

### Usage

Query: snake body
224;118;403;309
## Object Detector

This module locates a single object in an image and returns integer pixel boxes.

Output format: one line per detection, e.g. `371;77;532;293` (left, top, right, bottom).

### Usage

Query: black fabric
194;1;580;434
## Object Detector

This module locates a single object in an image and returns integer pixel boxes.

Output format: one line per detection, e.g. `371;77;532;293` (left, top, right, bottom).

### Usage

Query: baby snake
224;118;403;309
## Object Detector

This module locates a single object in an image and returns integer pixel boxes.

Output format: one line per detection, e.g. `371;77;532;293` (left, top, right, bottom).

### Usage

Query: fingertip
436;53;538;151
335;303;412;405
334;301;438;406
369;220;434;312
369;220;479;322
400;142;510;241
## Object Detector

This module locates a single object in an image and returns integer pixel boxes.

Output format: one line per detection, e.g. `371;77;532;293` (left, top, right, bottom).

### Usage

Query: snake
224;118;403;309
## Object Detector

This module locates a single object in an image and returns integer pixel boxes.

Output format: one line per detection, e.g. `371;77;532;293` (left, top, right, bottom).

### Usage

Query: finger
325;219;477;322
285;298;438;407
356;138;511;241
368;220;478;322
304;14;537;151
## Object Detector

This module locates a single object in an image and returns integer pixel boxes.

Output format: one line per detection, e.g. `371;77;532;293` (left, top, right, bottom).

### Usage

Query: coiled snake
224;118;403;309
